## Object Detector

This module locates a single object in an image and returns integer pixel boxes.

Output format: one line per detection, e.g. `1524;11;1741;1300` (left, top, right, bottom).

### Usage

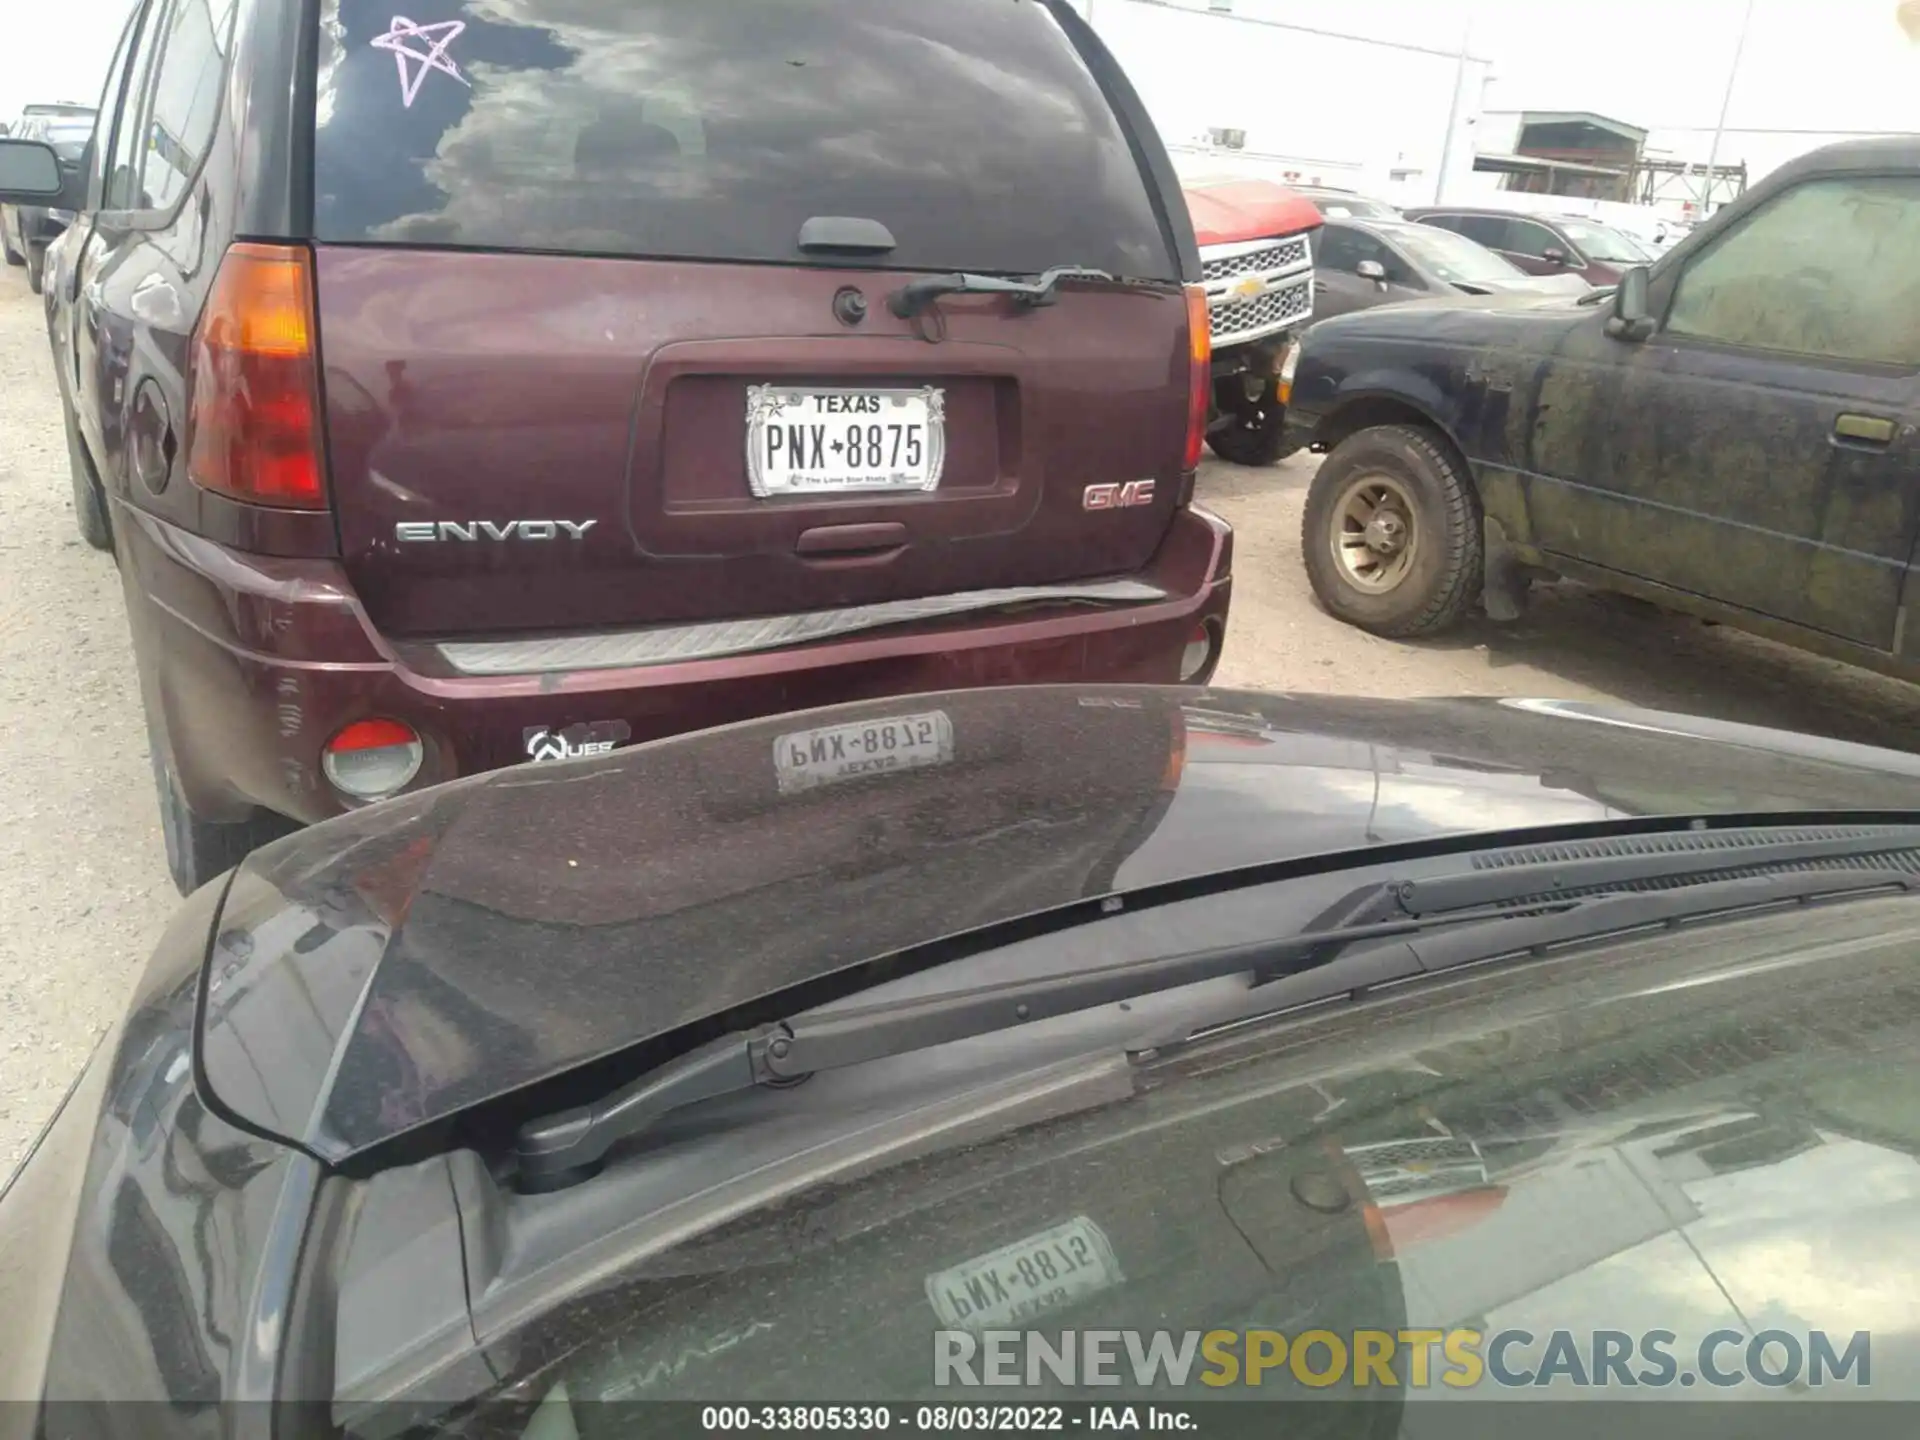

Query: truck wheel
1206;376;1294;467
24;244;44;295
147;720;296;895
1301;424;1482;637
62;407;112;551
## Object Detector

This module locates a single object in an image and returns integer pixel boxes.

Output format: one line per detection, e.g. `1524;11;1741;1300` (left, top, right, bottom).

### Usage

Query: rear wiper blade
888;265;1119;318
514;838;1920;1189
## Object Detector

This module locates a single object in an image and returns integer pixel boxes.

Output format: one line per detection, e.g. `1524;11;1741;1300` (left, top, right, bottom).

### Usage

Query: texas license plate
745;385;946;497
773;711;954;795
925;1217;1124;1330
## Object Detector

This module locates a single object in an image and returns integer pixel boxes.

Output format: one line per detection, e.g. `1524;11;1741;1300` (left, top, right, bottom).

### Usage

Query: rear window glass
311;0;1176;278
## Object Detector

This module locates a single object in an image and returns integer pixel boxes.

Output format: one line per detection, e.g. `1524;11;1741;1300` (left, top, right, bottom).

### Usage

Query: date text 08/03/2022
699;1405;1194;1433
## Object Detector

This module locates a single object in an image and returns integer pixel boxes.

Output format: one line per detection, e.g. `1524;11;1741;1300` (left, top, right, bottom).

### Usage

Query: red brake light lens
1183;284;1211;471
328;718;419;753
186;243;327;509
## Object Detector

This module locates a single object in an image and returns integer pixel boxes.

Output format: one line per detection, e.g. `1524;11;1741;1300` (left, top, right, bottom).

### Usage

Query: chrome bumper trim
437;578;1171;676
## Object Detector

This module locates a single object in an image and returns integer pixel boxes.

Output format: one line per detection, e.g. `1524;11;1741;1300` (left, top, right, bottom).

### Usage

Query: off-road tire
24;243;45;294
1301;423;1482;637
63;407;112;551
1206;377;1294;467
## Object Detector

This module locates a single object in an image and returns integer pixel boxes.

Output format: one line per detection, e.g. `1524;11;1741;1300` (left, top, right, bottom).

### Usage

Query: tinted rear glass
45;121;93;160
312;0;1176;278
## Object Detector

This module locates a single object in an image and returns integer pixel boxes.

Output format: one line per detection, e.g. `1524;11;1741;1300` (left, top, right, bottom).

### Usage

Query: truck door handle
1834;413;1897;447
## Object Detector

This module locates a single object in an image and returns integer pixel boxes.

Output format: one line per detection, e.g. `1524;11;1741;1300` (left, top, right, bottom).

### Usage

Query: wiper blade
514;901;1530;1190
1146;867;1919;1055
514;832;1920;1190
887;265;1119;318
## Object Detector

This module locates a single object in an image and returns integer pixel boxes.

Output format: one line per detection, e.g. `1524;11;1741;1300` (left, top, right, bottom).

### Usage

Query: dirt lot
4;271;1920;1165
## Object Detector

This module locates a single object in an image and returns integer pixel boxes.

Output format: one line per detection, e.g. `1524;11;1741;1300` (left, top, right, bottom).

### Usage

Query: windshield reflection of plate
774;710;955;794
925;1216;1124;1330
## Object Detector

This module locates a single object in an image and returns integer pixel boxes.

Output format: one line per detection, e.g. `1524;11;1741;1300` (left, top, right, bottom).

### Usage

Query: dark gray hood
192;686;1920;1164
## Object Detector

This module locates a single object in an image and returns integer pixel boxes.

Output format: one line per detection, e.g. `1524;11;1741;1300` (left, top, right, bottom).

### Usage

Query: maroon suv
0;0;1231;892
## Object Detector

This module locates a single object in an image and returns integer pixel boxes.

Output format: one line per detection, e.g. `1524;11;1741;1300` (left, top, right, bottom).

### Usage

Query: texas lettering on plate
774;711;954;795
925;1217;1124;1330
745;385;945;498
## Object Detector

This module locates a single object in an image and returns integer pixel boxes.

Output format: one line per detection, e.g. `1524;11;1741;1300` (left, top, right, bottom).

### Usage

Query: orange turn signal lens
1183;284;1212;471
186;243;327;509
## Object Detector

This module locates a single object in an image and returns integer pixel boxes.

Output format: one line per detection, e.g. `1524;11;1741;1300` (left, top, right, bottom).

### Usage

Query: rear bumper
119;505;1233;825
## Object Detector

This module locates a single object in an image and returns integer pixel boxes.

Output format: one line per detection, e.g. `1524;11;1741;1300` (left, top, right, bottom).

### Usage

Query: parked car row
1310;215;1590;323
0;104;93;294
6;0;1920;1428
1284;137;1920;693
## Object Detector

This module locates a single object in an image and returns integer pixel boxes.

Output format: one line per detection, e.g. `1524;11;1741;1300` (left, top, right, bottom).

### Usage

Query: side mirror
1605;265;1654;342
1542;247;1570;267
1356;259;1387;284
0;139;63;203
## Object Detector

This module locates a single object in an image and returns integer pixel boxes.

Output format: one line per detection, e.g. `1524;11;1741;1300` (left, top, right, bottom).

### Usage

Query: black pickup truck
1281;138;1920;685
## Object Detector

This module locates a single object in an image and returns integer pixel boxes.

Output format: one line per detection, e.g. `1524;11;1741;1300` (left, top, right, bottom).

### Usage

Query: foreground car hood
196;687;1920;1163
1306;288;1598;351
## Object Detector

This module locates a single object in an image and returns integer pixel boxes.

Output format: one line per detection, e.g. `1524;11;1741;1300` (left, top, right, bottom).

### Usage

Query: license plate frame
773;710;955;795
744;384;947;499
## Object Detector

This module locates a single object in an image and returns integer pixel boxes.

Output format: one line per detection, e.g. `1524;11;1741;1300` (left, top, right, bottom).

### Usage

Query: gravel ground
0;272;175;1167
3;267;1920;1166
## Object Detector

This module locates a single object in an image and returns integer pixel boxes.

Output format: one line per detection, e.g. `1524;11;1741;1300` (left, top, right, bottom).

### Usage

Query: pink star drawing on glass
370;15;473;109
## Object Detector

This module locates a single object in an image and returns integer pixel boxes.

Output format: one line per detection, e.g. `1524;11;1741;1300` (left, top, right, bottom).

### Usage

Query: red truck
1183;176;1324;466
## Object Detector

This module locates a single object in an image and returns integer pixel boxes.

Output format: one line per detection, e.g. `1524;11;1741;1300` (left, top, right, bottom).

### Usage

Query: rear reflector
322;719;423;802
186;243;327;509
1183;284;1212;472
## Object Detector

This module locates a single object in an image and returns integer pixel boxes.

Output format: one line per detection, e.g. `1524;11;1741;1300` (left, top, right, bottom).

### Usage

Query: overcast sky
6;0;1916;164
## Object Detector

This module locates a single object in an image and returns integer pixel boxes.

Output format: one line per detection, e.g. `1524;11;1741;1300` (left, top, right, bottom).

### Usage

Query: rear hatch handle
798;215;898;255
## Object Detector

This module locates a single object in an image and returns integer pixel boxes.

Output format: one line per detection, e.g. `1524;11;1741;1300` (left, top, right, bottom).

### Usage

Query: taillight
186;243;327;509
1160;711;1187;792
1183;284;1212;471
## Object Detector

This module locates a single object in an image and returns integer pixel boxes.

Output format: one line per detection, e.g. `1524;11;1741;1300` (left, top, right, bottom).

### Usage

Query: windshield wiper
513;833;1920;1189
888;265;1120;318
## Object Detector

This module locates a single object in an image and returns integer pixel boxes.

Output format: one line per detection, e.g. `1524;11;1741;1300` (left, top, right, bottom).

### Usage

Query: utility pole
1434;7;1474;205
1701;0;1757;214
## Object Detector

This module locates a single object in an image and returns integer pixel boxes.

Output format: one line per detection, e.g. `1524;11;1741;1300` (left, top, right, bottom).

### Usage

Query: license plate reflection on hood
926;1217;1124;1330
774;710;955;795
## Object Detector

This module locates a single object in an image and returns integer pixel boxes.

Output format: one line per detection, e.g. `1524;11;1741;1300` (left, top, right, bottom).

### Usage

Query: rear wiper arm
888;265;1118;319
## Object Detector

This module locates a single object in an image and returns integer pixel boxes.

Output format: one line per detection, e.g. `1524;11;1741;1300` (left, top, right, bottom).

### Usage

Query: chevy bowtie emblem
1230;275;1268;300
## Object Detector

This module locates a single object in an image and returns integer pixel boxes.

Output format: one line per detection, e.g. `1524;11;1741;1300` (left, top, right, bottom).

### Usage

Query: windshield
311;0;1176;277
1313;194;1397;219
408;896;1916;1424
1385;224;1526;284
1554;218;1653;263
